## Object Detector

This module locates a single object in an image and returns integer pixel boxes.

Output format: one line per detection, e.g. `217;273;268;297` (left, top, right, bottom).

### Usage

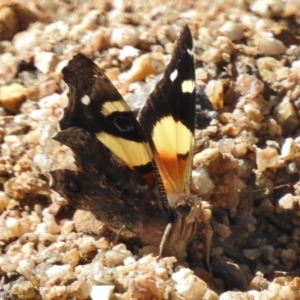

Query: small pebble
0;83;27;113
243;248;261;260
35;52;59;74
172;268;208;299
110;26;139;48
90;285;114;300
191;168;214;195
278;194;295;210
280;138;298;161
119;53;164;82
257;35;287;56
255;147;282;171
219;21;244;41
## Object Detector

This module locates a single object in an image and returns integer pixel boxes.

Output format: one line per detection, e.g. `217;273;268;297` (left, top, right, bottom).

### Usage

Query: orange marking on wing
141;172;156;188
155;151;188;195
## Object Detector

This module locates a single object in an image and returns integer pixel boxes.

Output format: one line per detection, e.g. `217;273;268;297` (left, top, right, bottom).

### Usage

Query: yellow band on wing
152;116;192;156
96;132;152;168
101;100;130;116
151;115;193;194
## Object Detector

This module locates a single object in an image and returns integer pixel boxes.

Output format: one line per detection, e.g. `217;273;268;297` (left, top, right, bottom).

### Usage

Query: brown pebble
211;258;248;291
92;27;111;51
73;210;108;235
0;1;52;40
271;25;300;47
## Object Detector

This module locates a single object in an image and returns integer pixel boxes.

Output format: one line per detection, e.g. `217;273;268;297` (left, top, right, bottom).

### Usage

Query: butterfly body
51;25;210;261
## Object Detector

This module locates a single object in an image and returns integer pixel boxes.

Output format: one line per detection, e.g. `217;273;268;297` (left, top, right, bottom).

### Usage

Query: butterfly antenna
206;183;290;196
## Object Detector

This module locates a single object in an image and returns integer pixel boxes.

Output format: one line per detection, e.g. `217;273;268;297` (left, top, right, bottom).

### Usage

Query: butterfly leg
204;223;213;273
112;225;127;246
158;223;173;258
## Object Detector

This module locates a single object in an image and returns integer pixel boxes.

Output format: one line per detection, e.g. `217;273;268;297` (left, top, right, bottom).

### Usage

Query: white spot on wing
81;95;91;105
187;48;193;56
181;80;195;93
170;69;178;82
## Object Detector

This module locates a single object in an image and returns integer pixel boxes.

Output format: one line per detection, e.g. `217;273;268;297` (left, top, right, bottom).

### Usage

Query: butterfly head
167;193;200;225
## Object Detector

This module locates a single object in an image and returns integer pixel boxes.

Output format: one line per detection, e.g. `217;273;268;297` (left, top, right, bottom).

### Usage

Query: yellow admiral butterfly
51;25;211;262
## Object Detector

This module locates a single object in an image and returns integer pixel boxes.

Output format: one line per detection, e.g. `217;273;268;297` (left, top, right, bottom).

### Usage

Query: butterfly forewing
61;54;165;191
139;25;195;203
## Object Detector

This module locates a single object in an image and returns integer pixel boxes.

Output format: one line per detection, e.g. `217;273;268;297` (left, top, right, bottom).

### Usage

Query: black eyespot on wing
106;112;142;140
61;53;148;144
112;114;134;133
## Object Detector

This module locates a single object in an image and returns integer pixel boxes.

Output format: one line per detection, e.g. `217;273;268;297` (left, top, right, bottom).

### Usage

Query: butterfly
50;25;211;262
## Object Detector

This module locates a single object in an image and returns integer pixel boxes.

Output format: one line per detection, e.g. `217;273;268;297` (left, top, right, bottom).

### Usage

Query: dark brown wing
60;54;168;212
50;127;168;246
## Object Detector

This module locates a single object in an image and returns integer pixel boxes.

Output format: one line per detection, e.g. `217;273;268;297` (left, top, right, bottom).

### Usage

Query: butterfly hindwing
139;25;195;205
50;127;169;246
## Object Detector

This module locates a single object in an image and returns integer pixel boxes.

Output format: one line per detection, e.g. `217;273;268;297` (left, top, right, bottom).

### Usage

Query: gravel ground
0;0;300;299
